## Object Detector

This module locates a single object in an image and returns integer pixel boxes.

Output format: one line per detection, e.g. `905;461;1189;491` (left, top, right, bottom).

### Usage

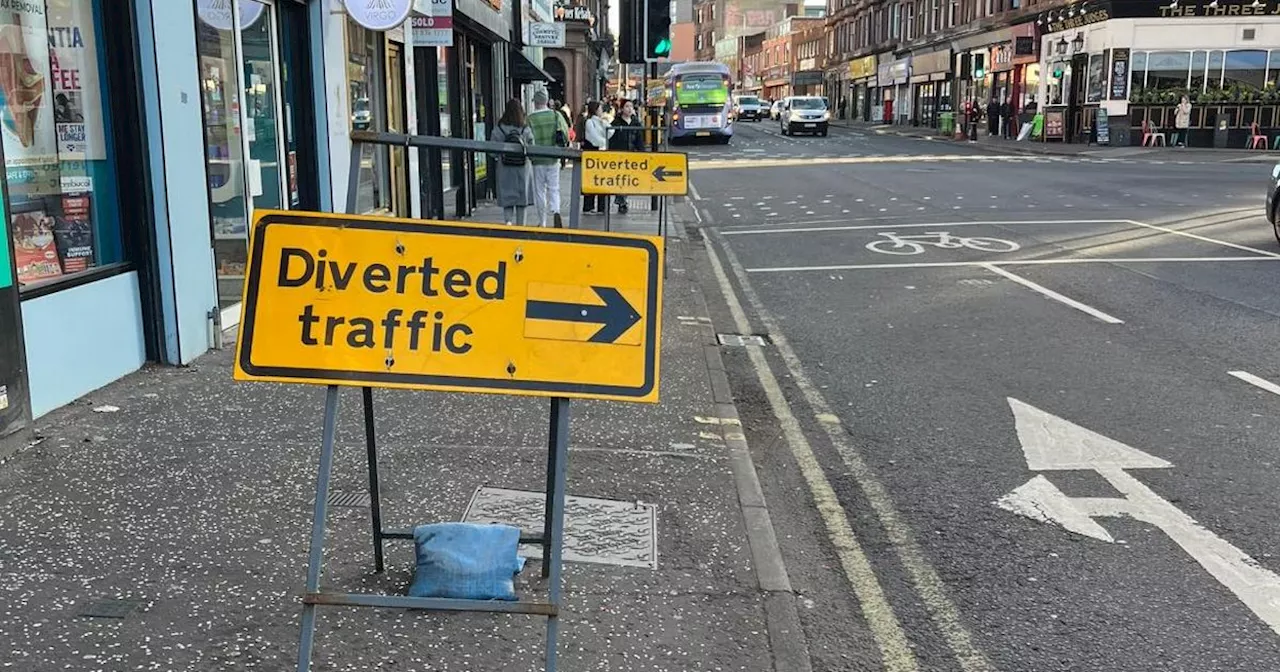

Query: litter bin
1213;118;1229;149
939;112;955;136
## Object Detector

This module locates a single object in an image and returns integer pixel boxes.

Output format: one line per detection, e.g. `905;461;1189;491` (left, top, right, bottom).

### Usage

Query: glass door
197;0;290;321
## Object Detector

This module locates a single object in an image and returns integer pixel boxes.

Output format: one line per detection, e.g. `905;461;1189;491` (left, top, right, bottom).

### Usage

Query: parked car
770;98;786;121
1268;162;1280;243
733;95;765;121
780;96;830;136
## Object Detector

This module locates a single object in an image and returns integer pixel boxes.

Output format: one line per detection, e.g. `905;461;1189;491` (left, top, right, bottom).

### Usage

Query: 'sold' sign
581;151;688;196
234;211;663;402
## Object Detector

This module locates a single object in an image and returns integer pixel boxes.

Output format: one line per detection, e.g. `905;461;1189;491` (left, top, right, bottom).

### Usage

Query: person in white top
581;101;610;215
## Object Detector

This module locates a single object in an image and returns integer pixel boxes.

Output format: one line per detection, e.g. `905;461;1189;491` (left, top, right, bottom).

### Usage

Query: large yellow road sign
234;211;663;402
581;151;687;196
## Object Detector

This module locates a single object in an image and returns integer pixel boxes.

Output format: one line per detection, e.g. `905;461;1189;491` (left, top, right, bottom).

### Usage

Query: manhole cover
77;598;139;619
327;491;371;507
462;487;657;569
717;333;770;347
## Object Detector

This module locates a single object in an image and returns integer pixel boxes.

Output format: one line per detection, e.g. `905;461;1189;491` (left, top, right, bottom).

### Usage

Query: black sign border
238;212;661;400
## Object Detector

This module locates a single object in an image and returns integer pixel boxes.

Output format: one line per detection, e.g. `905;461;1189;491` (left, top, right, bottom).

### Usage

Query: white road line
721;219;1133;236
688;181;702;201
747;256;1280;273
981;263;1124;324
1228;370;1280;396
712;234;995;672
703;238;919;672
1125;219;1280;258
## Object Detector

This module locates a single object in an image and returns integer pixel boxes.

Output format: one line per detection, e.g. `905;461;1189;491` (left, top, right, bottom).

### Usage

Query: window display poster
0;4;59;196
47;0;105;162
53;192;91;273
11;209;61;283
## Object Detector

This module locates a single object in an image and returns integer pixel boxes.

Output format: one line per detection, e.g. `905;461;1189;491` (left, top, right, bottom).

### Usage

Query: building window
1145;51;1190;91
345;18;389;214
1130;51;1147;93
1224;49;1267;90
1189;50;1208;92
3;0;126;290
891;3;901;38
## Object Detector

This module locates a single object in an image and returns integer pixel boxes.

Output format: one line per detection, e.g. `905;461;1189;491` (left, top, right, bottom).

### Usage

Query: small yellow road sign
234;210;663;402
581;151;688;196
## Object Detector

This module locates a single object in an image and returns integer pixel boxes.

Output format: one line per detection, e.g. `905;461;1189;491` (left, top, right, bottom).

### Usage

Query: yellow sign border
234;210;664;403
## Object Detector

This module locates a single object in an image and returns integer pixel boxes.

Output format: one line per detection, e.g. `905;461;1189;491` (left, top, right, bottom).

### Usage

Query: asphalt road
687;121;1280;672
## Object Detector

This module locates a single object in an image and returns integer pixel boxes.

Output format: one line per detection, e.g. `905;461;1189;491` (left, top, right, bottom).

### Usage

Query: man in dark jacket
607;99;645;214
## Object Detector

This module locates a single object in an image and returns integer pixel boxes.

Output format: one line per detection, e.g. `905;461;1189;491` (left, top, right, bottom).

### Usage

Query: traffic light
972;53;986;79
618;0;643;63
644;0;671;60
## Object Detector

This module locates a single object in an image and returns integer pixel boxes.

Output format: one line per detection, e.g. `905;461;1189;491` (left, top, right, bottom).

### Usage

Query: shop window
1208;50;1224;89
1086;53;1104;103
3;0;124;291
1189;51;1208;93
1224;49;1266;91
436;46;450;182
1269;50;1280;88
1146;51;1190;91
1130;51;1147;94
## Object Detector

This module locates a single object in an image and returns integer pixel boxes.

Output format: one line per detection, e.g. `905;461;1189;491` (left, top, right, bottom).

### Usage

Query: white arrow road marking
998;398;1280;636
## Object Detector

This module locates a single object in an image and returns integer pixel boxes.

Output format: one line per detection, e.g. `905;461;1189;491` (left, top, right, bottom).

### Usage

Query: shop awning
511;50;555;83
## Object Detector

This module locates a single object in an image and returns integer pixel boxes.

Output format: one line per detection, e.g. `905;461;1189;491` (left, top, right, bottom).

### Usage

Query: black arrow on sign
652;166;684;182
525;287;642;344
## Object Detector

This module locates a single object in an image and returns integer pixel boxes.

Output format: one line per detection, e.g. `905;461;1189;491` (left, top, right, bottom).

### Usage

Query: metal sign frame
290;131;623;672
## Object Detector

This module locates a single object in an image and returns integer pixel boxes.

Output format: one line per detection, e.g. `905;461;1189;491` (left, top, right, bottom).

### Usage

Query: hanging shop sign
411;0;454;48
197;0;265;30
234;211;663;402
529;21;566;47
912;49;951;76
1109;48;1130;100
555;1;595;24
345;0;414;31
990;42;1014;72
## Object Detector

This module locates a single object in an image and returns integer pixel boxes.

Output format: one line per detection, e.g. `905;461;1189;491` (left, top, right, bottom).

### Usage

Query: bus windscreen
675;75;728;106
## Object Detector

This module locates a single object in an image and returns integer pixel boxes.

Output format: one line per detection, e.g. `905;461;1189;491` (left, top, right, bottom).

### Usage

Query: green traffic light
655;38;671;56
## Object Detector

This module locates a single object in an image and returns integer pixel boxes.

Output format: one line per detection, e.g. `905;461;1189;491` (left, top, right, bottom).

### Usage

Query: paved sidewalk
831;117;1280;162
0;210;800;670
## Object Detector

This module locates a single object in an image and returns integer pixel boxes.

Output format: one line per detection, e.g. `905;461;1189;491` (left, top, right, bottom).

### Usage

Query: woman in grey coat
489;99;534;225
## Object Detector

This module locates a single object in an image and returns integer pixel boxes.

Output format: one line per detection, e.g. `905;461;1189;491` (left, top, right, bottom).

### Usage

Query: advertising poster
11;209;60;282
0;2;58;198
47;0;106;164
53;192;92;273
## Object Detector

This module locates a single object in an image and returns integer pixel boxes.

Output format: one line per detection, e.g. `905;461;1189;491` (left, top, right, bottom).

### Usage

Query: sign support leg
362;386;386;573
569;159;582;230
297;385;341;672
543;397;571;672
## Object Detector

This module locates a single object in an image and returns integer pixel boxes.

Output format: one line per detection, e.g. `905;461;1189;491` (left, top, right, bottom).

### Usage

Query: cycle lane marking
980;263;1125;324
1228;370;1280;397
744;256;1280;273
865;231;1020;256
721;219;1135;236
1125;219;1280;259
709;232;997;672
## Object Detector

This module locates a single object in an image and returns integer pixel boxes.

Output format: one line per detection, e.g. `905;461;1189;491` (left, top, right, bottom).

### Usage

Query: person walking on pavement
1175;95;1192;147
581;101;609;215
489;98;534;226
527;89;570;228
608;99;644;214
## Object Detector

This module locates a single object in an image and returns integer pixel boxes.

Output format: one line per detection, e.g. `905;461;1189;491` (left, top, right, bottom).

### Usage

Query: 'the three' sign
234;211;663;402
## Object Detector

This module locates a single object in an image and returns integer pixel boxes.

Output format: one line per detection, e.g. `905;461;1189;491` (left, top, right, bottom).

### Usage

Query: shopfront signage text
529;21;566;47
849;55;876;80
1159;1;1280;16
235;211;663;402
582;151;688;196
1046;7;1108;32
555;1;594;23
345;0;413;31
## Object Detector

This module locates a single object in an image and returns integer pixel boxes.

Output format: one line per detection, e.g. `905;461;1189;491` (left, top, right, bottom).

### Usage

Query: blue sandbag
408;522;526;601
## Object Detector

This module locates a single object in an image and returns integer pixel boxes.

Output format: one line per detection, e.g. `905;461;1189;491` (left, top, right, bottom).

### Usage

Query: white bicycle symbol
865;231;1021;256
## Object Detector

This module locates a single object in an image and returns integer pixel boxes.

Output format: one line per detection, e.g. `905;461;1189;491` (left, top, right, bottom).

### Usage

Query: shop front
876;56;910;123
848;54;877;122
1038;0;1280;147
2;0;169;423
909;48;951;128
793;69;823;96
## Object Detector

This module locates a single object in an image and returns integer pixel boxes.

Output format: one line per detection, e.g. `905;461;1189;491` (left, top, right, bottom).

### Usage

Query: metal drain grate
326;491;371;507
717;333;770;347
462;487;658;569
77;598;139;619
